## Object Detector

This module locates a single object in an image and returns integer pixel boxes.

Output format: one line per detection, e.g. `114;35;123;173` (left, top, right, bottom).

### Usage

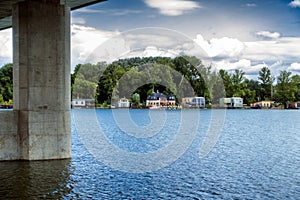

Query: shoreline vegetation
1;56;299;109
71;103;288;110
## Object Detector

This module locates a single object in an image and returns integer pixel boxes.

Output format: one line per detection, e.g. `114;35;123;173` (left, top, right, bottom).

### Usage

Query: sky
1;0;300;79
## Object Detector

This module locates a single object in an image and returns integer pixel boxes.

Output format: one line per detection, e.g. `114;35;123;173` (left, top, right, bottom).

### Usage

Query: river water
0;109;299;199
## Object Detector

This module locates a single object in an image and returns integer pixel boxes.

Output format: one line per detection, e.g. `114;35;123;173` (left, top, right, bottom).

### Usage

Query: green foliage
244;79;260;102
130;93;140;108
71;62;106;100
219;68;260;104
0;63;13;103
94;56;297;107
96;56;210;104
219;69;246;98
0;94;4;104
291;74;300;101
1;58;298;109
275;70;297;108
258;67;274;100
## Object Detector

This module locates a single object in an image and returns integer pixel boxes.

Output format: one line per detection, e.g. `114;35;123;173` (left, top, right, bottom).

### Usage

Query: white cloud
2;24;300;78
189;33;300;75
144;0;201;16
75;8;100;13
193;34;244;58
289;0;300;7
288;62;300;72
71;17;86;25
256;31;280;39
108;9;142;16
246;3;257;7
214;59;251;71
214;59;266;72
244;37;300;62
0;28;12;59
75;8;142;16
122;46;178;59
71;24;121;67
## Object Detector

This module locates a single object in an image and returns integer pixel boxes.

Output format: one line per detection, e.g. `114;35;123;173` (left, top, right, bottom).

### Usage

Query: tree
197;65;218;103
173;56;208;98
219;69;246;98
231;69;246;97
275;70;295;108
72;62;106;100
258;67;273;100
240;79;256;105
130;93;140;108
0;94;4;104
0;63;13;103
219;69;233;97
244;79;261;102
96;56;210;105
291;74;300;101
211;74;226;104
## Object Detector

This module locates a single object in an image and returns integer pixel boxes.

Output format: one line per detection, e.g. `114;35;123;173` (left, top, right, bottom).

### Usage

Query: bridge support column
12;0;71;160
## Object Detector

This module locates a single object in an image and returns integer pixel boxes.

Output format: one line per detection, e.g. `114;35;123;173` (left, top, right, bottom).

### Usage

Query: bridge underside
0;0;104;160
0;0;106;30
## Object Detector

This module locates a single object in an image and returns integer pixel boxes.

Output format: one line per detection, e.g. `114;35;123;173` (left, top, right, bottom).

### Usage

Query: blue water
0;109;300;199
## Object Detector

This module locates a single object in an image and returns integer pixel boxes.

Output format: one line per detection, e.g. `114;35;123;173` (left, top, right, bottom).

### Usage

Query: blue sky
1;0;300;78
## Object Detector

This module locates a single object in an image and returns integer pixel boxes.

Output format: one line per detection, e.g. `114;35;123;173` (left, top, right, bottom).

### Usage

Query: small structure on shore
146;92;176;109
0;104;13;109
219;97;243;108
118;97;130;108
288;101;300;109
71;98;95;108
182;97;205;109
250;100;275;109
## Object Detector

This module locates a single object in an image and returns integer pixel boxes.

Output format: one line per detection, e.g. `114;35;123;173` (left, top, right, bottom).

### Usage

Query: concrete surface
0;0;71;160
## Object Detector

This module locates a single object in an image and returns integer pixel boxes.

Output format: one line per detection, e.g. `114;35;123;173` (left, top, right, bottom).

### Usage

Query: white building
182;97;205;108
219;97;243;108
250;100;275;108
118;97;130;108
146;92;176;109
71;99;95;108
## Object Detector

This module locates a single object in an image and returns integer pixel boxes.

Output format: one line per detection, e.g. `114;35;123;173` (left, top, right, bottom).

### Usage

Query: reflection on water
0;159;72;199
0;109;300;199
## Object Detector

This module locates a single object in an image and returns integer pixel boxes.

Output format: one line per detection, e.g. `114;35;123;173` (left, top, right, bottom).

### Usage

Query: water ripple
0;109;299;199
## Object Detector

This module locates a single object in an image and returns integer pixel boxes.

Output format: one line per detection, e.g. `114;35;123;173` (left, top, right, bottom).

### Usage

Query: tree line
1;56;299;108
0;63;13;105
71;56;300;108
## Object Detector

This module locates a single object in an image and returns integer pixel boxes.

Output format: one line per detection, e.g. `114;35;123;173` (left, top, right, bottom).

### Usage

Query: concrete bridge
0;0;105;160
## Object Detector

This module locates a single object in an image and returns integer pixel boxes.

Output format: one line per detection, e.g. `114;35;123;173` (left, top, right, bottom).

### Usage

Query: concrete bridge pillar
11;0;71;160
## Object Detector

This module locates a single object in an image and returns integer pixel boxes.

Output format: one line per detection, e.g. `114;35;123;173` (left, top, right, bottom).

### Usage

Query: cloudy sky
1;0;300;78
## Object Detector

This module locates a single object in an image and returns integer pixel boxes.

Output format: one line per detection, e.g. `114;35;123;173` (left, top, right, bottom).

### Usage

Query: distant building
250;100;275;109
71;98;95;108
118;97;130;108
219;98;231;108
219;97;243;108
288;101;300;109
182;97;205;108
146;92;176;109
166;94;176;106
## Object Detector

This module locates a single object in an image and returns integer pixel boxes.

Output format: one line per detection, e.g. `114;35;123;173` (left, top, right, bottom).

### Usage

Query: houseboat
182;97;205;109
219;97;243;108
71;98;95;108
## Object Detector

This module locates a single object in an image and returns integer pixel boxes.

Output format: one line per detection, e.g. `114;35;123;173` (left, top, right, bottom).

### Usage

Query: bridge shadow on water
0;159;72;199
